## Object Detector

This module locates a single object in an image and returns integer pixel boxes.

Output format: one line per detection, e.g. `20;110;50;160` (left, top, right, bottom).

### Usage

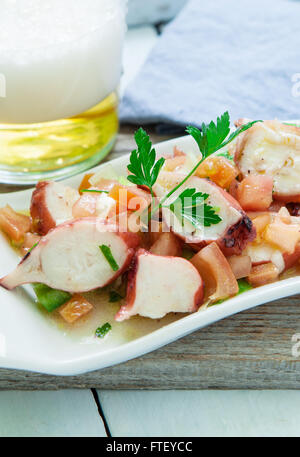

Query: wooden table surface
1;125;300;390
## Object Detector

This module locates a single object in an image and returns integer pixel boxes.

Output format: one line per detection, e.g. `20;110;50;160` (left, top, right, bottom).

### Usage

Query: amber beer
0;0;127;184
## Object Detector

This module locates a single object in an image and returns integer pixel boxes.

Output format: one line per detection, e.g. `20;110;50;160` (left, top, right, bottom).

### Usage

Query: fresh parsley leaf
99;245;119;272
218;120;262;151
186;113;261;162
127;128;165;191
109;290;124;303
167;188;222;229
81;189;109;194
95;322;112;338
186;112;230;159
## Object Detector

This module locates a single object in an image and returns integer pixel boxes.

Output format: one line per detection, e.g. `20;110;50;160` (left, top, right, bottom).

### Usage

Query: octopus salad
1;113;300;338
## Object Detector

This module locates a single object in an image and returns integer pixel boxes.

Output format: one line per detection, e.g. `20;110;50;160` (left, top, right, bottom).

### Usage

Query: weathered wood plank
98;390;300;437
0;390;107;437
0;297;300;390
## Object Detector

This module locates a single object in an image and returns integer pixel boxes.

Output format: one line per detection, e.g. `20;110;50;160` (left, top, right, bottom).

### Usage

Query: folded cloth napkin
120;0;300;131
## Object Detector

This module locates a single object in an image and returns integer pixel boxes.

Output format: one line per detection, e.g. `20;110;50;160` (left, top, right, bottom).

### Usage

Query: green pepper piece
33;284;71;312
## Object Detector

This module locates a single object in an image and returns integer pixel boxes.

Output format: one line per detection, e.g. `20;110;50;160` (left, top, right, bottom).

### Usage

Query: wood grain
0;297;300;390
1;127;300;389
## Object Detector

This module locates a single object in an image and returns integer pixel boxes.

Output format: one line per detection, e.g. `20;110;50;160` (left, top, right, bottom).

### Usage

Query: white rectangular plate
0;134;300;376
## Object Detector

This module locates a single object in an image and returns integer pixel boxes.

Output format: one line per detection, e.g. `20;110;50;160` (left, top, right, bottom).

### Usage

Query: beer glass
0;0;127;184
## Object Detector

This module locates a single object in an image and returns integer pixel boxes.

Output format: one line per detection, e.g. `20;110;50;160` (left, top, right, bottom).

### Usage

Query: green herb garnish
127;113;261;230
109;290;124;303
186;112;231;159
186;113;260;162
81;189;109;194
95;322;112;338
127;128;165;196
28;242;39;254
33;284;71;313
167;188;221;229
99;245;119;272
237;279;252;294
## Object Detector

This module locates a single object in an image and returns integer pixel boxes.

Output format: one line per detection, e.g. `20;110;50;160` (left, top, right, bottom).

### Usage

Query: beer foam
0;0;122;50
0;0;127;123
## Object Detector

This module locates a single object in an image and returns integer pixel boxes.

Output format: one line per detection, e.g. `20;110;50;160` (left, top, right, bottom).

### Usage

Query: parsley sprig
99;245;119;272
166;188;222;229
127;114;261;229
186;112;260;161
127;128;165;196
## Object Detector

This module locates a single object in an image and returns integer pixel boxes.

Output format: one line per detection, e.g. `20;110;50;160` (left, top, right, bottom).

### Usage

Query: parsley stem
149;120;261;219
149;155;204;219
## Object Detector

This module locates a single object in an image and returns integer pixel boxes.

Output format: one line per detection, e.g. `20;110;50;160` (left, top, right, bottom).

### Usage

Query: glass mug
0;0;127;184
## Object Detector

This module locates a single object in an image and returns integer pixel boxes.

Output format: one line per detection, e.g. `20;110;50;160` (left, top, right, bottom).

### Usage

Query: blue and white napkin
120;0;300;131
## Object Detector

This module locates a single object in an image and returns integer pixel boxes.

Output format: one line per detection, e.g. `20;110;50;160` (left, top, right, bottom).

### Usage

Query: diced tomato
248;262;279;287
58;294;93;324
109;184;151;214
283;244;300;271
195;156;239;189
150;219;170;240
263;220;300;254
252;213;271;238
150;232;182;257
236;175;273;211
78;174;117;194
72;193;98;218
20;233;41;256
227;255;252;279
78;173;94;193
91;177;119;192
191;242;238;302
0;205;31;244
277;207;291;224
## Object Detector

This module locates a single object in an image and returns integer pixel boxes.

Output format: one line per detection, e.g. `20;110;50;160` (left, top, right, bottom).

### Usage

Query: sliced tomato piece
109;184;151;214
248;262;279;287
252;213;271;239
191;242;238;302
58;294;93;324
0;205;31;244
78;173;94;193
195;156;239;189
227;255;252;279
150;232;182;257
236;175;273;211
263;220;300;254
